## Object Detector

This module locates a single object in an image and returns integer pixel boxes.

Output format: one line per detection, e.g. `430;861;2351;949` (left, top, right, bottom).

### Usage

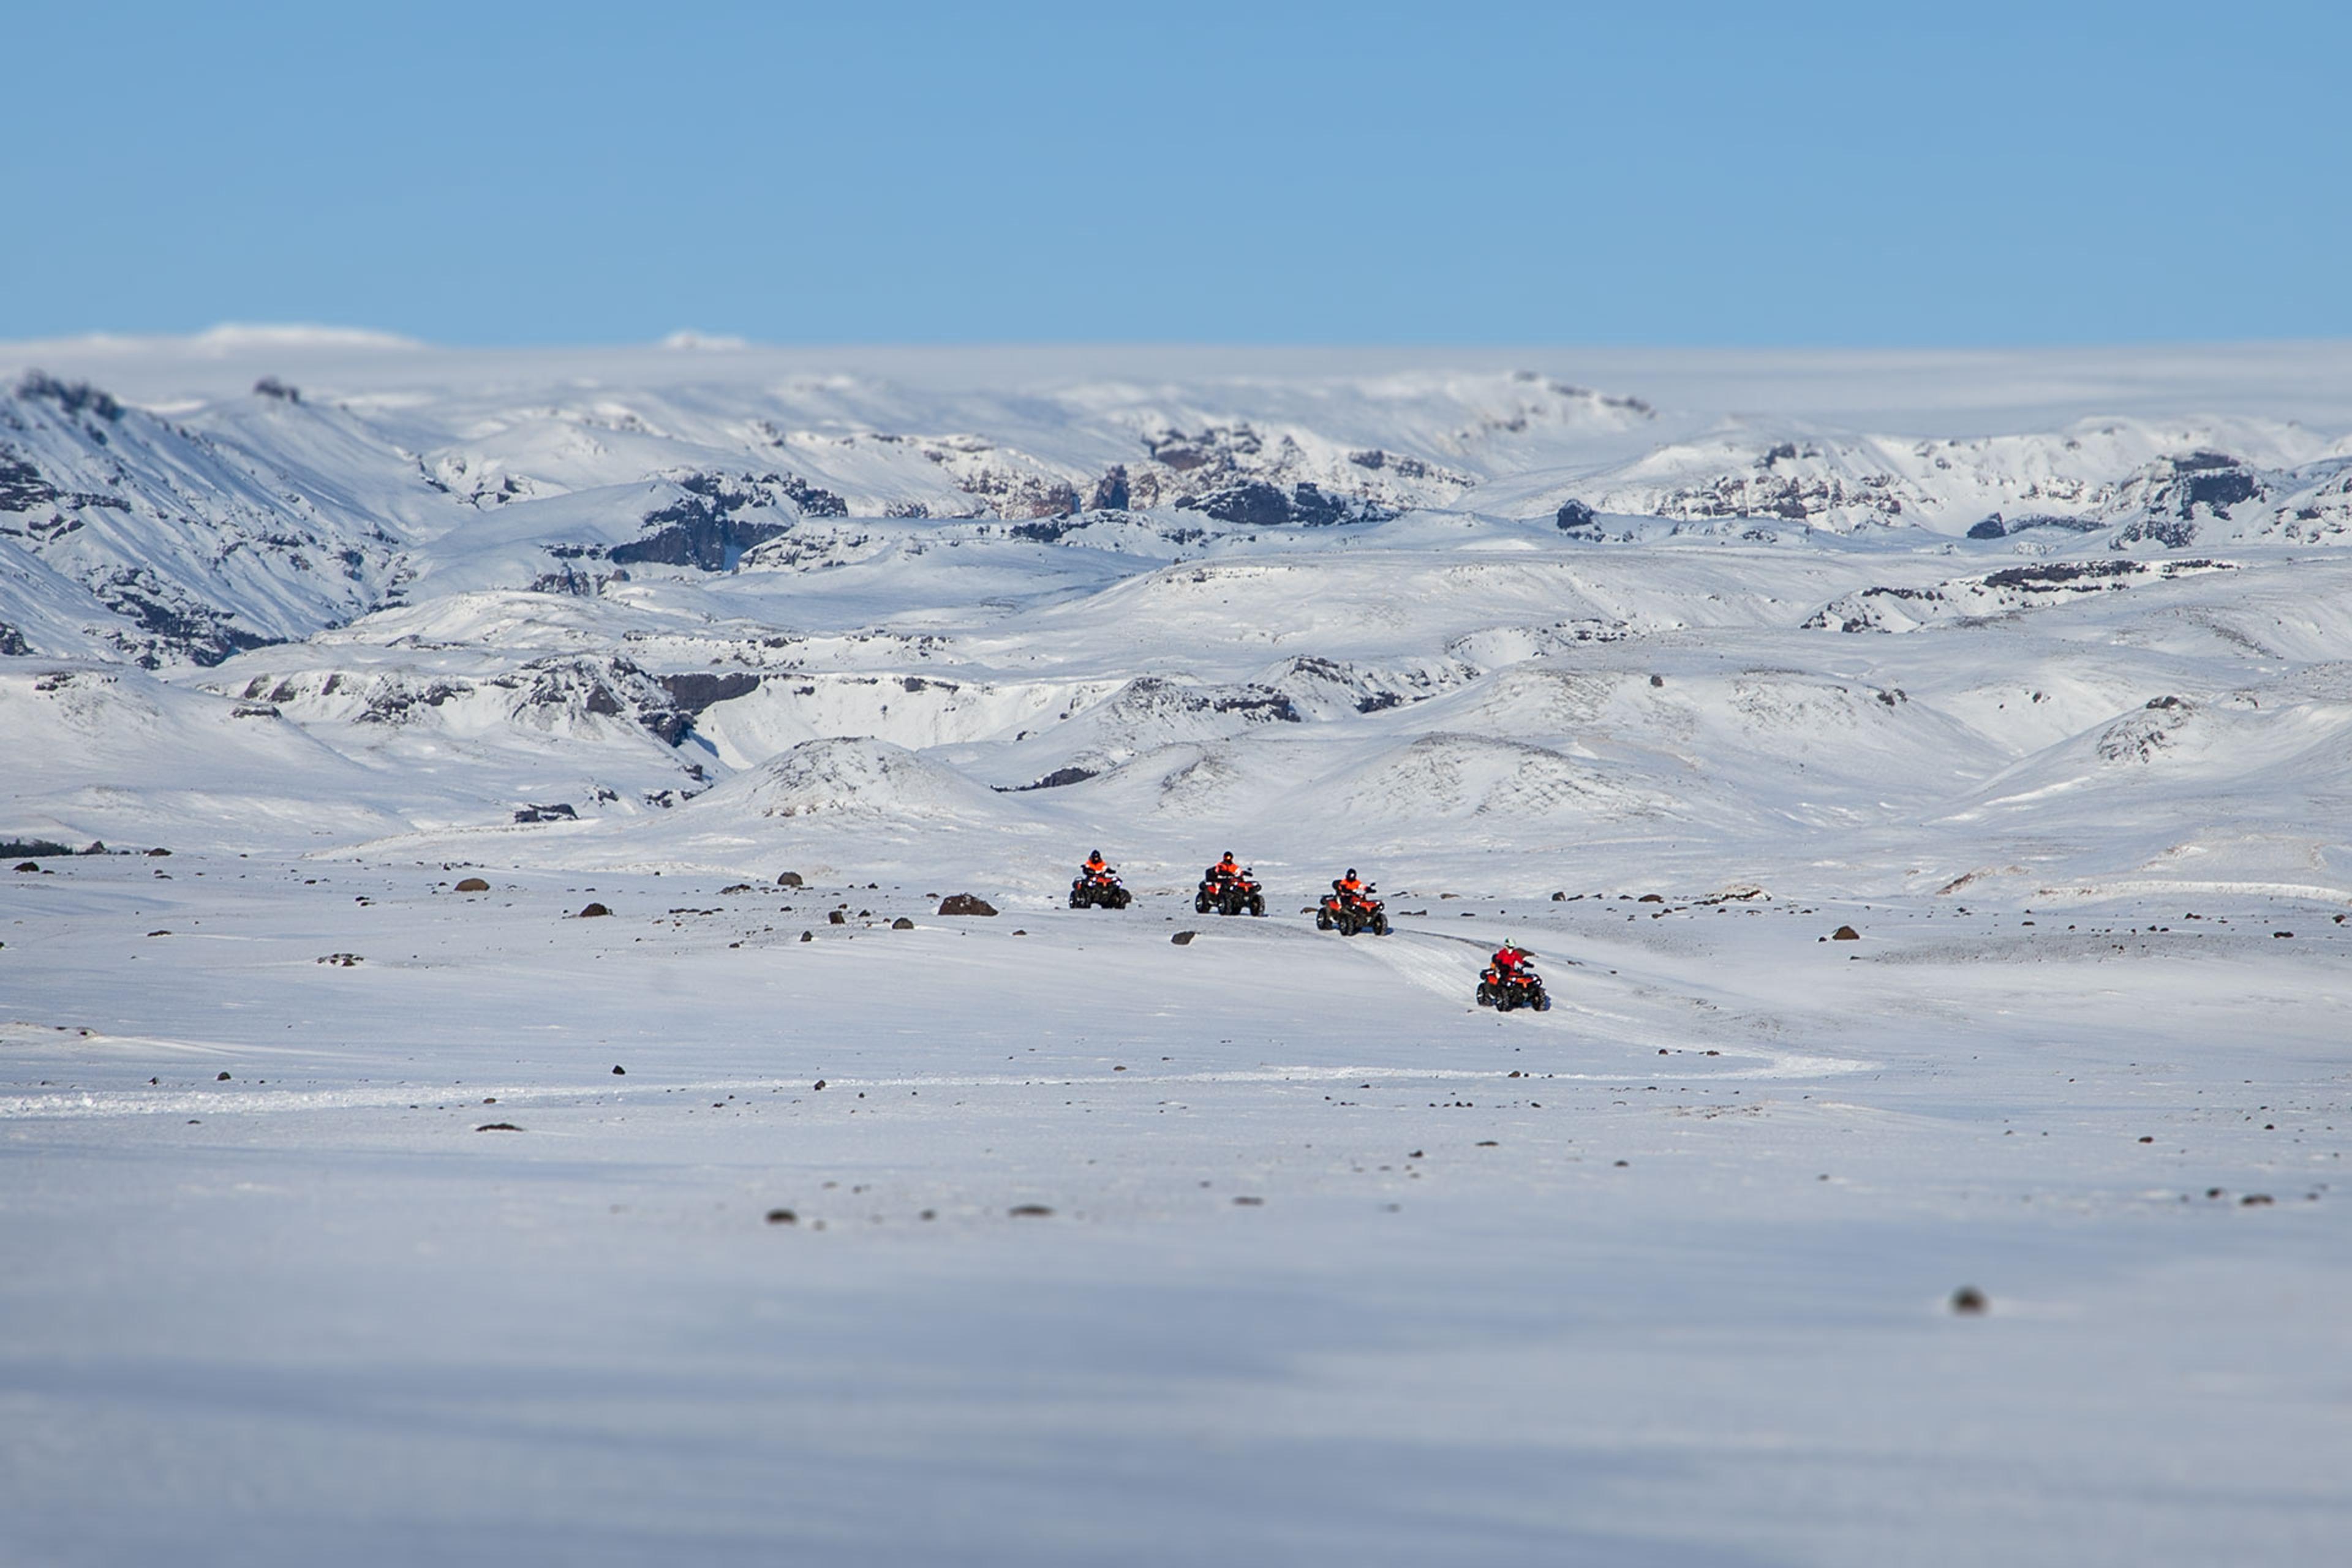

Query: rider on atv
1070;850;1131;910
1197;851;1265;916
1319;867;1390;935
1478;942;1549;1009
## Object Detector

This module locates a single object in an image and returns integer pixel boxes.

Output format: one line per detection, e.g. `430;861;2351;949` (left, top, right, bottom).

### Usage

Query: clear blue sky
7;1;2346;346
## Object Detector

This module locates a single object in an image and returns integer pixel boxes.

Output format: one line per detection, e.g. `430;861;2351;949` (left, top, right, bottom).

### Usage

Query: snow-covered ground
2;337;2348;1564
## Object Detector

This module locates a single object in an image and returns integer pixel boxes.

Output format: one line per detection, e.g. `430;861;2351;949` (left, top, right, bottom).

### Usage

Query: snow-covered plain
2;336;2348;1565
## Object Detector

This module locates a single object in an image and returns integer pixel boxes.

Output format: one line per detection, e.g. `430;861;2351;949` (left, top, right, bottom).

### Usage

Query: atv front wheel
1373;914;1390;936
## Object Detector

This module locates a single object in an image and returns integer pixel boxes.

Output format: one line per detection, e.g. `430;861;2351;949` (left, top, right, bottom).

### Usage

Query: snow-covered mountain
4;335;2350;911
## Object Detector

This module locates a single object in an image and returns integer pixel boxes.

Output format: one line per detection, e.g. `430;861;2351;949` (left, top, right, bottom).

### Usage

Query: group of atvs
1066;851;1551;1012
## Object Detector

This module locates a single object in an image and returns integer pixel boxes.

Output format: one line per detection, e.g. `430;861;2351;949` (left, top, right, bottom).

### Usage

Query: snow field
3;851;2346;1566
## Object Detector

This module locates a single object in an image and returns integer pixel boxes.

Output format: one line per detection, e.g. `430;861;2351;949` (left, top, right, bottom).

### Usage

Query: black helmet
1346;868;1357;878
1223;850;1235;859
1090;850;1102;859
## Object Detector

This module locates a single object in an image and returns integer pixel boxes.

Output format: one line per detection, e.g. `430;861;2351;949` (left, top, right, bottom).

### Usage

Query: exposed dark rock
827;910;846;925
609;481;790;570
1967;514;2007;539
0;450;60;512
1555;499;1597;533
657;671;763;714
1012;766;1098;791
765;1208;797;1224
891;916;916;929
577;902;611;918
937;894;997;916
475;1122;522;1132
1008;1204;1054;1218
777;871;804;888
2110;514;2199;550
89;569;279;668
773;473;848;517
454;876;491;892
612;1065;626;1074
1088;465;1131;511
1950;1286;1988;1314
16;371;122;422
1170;930;1197;946
1831;925;1861;940
1177;480;1393;529
252;377;301;403
514;804;578;824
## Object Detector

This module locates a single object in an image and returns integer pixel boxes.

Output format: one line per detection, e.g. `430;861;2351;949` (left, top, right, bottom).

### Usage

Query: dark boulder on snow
891;916;916;930
777;870;804;887
577;902;612;918
1950;1286;1988;1314
1967;514;2007;539
1555;499;1598;533
1170;930;1198;946
454;876;491;892
937;894;997;916
1831;925;1860;941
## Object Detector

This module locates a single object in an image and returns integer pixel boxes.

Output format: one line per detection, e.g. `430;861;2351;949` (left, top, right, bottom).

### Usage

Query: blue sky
7;1;2347;345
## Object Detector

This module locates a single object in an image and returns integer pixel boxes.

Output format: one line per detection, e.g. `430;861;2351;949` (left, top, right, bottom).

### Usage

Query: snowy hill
4;334;2351;911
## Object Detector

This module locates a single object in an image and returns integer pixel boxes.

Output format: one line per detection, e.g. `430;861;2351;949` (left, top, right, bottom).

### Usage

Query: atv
1069;870;1132;910
1476;967;1551;1012
1196;869;1267;918
1316;886;1390;937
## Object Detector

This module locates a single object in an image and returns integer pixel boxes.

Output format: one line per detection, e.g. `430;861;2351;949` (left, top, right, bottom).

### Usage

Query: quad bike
1316;886;1390;937
1476;966;1551;1012
1068;870;1133;910
1195;870;1267;917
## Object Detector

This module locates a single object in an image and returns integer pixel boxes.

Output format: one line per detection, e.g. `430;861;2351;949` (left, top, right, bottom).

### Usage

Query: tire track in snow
1353;929;1877;1081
